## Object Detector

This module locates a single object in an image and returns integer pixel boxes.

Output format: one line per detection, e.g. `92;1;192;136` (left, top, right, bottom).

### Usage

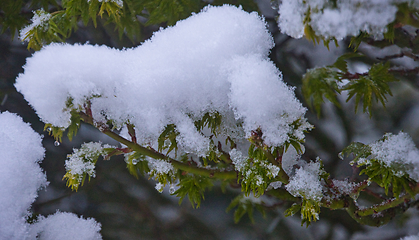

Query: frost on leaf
286;161;324;202
369;132;419;181
19;9;51;42
64;142;113;191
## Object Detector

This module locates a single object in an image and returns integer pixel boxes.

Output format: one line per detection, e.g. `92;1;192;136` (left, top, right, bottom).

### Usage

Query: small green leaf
174;174;213;208
302;67;341;116
343;62;397;115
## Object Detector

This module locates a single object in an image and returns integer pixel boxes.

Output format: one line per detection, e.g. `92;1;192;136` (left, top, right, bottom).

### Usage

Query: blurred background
1;0;419;239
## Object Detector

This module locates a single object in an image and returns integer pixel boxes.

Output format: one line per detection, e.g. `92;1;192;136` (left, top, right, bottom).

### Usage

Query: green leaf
67;110;81;141
226;194;264;223
125;151;149;178
285;203;301;217
44;123;65;142
174;174;213;208
302;67;341;116
332;52;363;73
340;142;372;164
343;62;397;115
158;124;179;156
194;111;222;136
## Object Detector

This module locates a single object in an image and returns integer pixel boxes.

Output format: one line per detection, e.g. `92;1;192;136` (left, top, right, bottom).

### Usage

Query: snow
0;112;47;239
15;5;311;159
147;157;174;175
286;160;324;202
0;112;102;239
277;0;419;40
230;148;248;172
32;212;102;240
369;132;419;181
400;235;419;240
65;142;112;188
19;9;51;41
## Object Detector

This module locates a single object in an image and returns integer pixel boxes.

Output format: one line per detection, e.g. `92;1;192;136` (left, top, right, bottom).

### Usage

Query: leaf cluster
342;141;416;198
285;199;321;227
158;124;179;156
303;54;397;116
343;62;397;115
174;174;213;208
63;143;107;191
226;194;265;223
124;150;150;179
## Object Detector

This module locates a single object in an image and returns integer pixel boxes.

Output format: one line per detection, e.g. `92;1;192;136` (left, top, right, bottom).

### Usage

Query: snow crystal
19;9;51;41
0;112;47;239
15;5;310;158
267;181;282;190
65;142;111;183
286;161;324;202
229;148;248;172
261;162;280;178
332;179;356;196
277;0;419;40
155;182;164;193
369;132;419;181
32;212;102;240
147;157;174;175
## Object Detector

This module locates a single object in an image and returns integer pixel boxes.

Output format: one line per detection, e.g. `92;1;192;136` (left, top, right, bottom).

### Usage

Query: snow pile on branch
286;161;324;202
369;132;419;181
0;111;102;239
278;0;419;40
15;5;310;155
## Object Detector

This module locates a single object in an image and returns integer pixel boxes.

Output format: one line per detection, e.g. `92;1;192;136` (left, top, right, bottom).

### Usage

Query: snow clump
0;111;102;239
369;132;419;181
0;112;47;239
278;0;419;40
286;160;324;202
15;5;311;158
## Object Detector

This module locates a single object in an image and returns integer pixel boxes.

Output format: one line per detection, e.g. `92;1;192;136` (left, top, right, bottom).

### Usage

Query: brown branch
377;51;419;61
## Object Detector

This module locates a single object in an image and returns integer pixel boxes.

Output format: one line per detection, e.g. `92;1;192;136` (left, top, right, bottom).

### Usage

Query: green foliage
342;140;416;198
158;124;179;156
174;174;213;208
343;62;397;115
358;159;415;197
194;111;222;136
302;67;341;116
0;0;33;37
63;143;107;191
237;144;282;197
285;199;321;227
303;53;397;117
340;142;372;164
124;151;150;179
67;110;81;141
300;199;321;226
44;123;65;142
226;194;265;223
284;119;311;154
144;0;201;26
